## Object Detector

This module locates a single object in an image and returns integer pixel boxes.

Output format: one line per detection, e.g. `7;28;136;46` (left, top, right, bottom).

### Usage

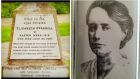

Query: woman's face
87;7;125;57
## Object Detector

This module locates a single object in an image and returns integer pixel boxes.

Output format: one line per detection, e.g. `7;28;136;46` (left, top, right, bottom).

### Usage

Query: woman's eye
101;23;110;31
88;23;97;32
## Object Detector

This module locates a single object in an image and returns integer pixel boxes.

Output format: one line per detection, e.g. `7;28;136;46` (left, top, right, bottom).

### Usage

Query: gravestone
8;3;63;66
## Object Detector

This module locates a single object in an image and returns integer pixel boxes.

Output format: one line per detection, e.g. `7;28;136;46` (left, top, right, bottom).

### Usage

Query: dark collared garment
81;59;97;79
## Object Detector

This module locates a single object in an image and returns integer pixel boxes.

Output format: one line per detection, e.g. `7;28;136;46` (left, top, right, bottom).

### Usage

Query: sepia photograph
74;0;138;79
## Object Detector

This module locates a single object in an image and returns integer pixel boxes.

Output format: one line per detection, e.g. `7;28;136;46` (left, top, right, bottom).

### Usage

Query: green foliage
2;2;70;18
48;2;70;14
2;22;70;43
2;2;21;18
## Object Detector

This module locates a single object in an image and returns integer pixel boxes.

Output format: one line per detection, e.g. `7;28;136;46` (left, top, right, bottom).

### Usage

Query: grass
1;26;11;42
1;22;70;43
58;22;70;36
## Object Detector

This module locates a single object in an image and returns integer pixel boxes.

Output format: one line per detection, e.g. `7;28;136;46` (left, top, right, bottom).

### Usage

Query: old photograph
75;0;138;79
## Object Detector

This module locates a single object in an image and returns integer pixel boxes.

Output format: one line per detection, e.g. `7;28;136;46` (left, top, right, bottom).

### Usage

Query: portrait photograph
74;0;138;79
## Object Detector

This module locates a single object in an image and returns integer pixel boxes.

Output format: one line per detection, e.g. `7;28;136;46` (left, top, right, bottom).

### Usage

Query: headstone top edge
14;3;56;15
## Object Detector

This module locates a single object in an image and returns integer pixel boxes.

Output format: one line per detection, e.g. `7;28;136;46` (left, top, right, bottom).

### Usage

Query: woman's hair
86;0;133;49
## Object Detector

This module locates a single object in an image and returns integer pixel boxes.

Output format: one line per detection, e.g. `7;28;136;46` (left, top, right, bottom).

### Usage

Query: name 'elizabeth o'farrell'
16;27;53;30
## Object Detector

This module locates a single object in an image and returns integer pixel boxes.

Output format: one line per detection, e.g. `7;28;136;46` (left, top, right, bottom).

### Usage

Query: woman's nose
94;26;103;40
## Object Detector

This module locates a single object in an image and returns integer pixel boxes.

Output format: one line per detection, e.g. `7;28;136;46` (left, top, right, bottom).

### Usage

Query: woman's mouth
91;43;105;49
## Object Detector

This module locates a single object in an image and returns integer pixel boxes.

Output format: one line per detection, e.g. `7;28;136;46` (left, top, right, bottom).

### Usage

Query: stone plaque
3;66;68;78
10;14;61;59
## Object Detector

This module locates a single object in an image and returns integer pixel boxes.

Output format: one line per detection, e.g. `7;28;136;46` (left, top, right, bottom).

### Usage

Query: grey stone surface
2;14;70;26
2;36;70;66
